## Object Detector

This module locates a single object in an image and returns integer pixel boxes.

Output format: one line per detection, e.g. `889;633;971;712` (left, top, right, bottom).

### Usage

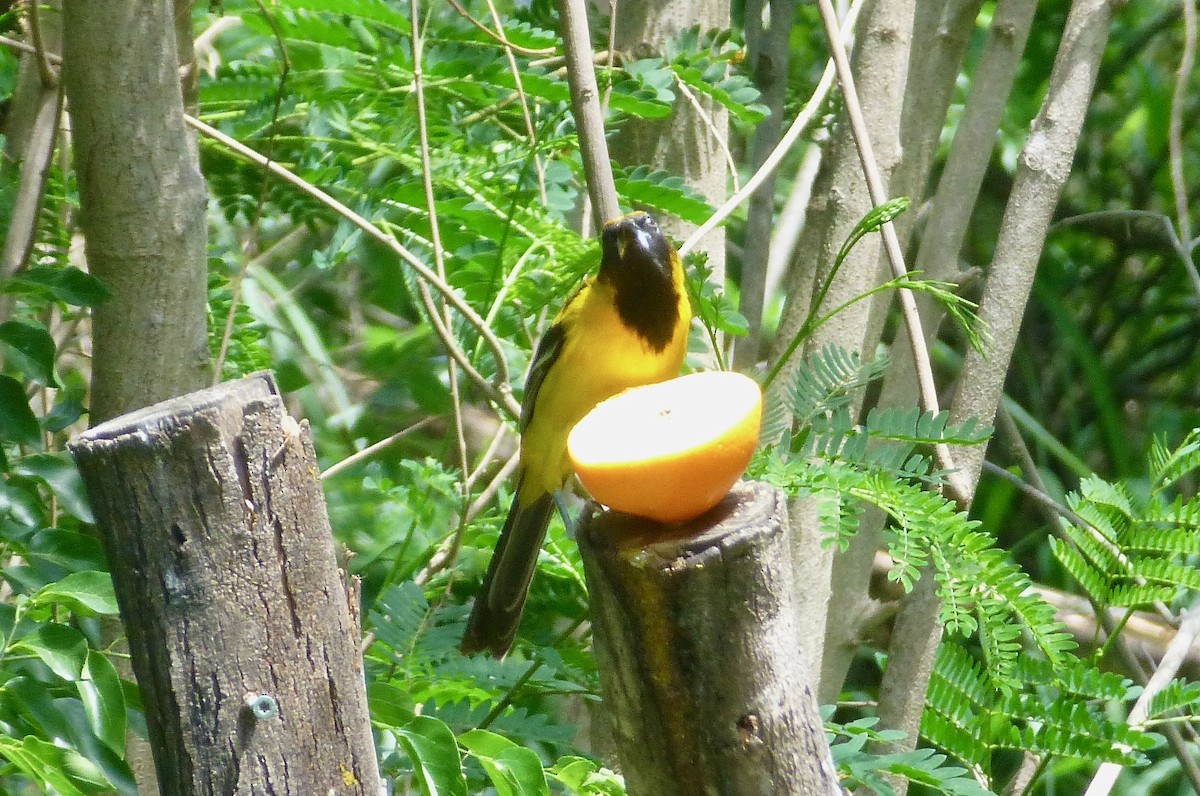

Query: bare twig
484;0;548;204
0;33;57;62
187;115;519;419
445;0;555;56
555;0;620;226
1168;0;1199;296
463;421;511;493
679;0;867;259
1085;603;1200;796
27;1;57;88
0;83;60;288
321;418;436;480
410;0;471;511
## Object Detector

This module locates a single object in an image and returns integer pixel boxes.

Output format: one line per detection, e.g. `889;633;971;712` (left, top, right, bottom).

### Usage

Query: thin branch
484;0;548;204
1085;603;1200;796
672;72;739;194
27;0;58;87
0;32;57;62
555;0;620;227
410;0;471;518
679;0;868;259
186;115;520;419
414;449;519;586
463;421;511;493
0;82;60;287
321;418;436;480
1168;0;1199;296
444;0;556;56
814;0;969;503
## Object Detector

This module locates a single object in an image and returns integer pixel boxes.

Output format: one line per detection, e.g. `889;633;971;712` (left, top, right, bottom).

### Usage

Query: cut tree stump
68;372;381;796
578;481;842;796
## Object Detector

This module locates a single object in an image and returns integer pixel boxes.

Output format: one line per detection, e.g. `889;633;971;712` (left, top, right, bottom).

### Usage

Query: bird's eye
644;216;657;230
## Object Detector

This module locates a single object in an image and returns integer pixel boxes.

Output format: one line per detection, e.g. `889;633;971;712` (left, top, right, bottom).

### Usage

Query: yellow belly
518;279;689;501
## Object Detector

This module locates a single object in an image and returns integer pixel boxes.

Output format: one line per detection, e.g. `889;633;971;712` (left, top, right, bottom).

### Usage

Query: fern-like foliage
1051;436;1200;610
755;346;1077;687
827;709;993;796
922;643;1154;787
1145;679;1200;721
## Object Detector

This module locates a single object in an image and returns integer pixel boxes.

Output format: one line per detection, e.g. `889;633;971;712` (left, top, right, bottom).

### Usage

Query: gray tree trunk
0;1;62;287
578;482;841;796
610;0;730;285
69;373;382;796
62;0;210;424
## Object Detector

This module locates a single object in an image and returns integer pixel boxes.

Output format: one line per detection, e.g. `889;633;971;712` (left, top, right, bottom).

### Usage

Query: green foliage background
0;0;1196;794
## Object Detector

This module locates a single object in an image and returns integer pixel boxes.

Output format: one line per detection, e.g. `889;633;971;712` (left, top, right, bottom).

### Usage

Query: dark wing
519;279;587;430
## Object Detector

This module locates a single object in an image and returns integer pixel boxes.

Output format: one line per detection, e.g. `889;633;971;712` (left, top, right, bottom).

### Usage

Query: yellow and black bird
461;211;691;657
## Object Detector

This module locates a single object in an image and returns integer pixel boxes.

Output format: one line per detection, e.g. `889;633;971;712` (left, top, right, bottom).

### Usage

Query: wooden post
68;372;381;796
578;481;842;796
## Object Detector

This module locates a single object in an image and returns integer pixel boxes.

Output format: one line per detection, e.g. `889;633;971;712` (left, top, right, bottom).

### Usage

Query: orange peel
567;371;762;523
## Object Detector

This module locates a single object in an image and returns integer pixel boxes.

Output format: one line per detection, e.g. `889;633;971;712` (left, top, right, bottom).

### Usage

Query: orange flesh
568;371;763;523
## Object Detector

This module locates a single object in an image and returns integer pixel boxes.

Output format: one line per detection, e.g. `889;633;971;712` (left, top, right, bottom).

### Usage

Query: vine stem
813;0;970;505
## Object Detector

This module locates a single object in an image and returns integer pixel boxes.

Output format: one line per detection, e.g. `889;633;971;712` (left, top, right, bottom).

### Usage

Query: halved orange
567;371;763;524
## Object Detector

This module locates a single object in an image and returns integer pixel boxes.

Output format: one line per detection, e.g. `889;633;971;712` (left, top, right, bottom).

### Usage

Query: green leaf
44;387;87;432
24;528;107;572
14;622;89;680
860;197;911;231
6;675;80;743
368;680;416;728
458;728;550;796
13;452;95;523
0;374;40;446
394;715;467;796
0;319;57;385
549;756;625;795
613;166;714;225
35;570;120;616
79;649;127;754
3;266;113;307
0;736;89;796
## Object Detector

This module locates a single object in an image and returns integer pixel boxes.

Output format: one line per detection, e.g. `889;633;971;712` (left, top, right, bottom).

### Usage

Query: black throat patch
599;213;682;354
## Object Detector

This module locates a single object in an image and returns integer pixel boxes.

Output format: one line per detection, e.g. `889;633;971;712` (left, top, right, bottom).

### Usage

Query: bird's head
600;211;676;282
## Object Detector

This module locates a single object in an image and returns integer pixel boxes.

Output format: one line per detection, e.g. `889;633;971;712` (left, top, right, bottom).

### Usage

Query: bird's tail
460;478;555;657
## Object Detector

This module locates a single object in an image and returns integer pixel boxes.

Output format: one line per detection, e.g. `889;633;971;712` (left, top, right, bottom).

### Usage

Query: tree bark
0;1;62;286
578;481;841;796
767;0;917;701
819;0;992;703
68;372;382;796
610;0;730;284
735;0;796;369
872;2;1117;786
62;0;210;423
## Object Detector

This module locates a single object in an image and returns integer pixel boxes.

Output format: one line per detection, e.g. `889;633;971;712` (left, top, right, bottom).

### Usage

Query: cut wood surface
69;372;380;796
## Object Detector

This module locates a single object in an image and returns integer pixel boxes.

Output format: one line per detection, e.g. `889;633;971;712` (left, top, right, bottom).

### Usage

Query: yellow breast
518;278;690;501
